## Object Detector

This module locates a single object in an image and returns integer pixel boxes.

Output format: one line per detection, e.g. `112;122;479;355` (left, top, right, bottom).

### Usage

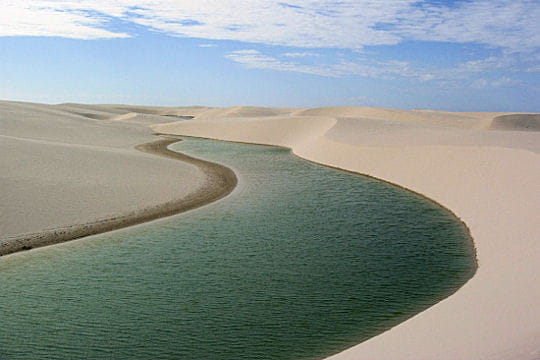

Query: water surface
0;138;476;360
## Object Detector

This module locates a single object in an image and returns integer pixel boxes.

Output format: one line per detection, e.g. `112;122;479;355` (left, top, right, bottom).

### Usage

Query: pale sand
154;107;540;359
0;101;236;256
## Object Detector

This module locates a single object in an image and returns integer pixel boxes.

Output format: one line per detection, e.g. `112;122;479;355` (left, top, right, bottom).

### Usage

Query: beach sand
0;101;235;255
153;106;540;359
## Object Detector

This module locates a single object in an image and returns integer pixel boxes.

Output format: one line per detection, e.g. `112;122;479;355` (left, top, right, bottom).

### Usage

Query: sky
0;0;539;111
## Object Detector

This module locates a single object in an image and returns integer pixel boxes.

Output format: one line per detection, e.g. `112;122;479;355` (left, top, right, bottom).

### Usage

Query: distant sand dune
194;106;297;120
69;111;138;121
154;115;337;148
111;105;213;117
56;103;213;119
292;106;506;129
490;114;540;131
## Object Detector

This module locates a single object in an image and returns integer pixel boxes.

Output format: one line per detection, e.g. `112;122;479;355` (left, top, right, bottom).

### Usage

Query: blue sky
0;0;539;111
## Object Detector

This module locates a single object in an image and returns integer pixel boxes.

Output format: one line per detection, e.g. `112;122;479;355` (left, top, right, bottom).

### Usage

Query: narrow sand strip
0;138;237;256
153;107;540;360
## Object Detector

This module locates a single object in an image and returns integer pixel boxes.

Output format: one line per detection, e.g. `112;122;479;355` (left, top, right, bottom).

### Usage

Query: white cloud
226;49;536;88
282;52;321;58
226;50;339;77
471;76;519;89
1;0;538;85
125;0;409;48
0;1;130;39
226;49;424;79
398;0;540;52
2;0;538;54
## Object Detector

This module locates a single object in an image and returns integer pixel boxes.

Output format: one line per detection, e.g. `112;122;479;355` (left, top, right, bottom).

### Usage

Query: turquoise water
0;138;476;360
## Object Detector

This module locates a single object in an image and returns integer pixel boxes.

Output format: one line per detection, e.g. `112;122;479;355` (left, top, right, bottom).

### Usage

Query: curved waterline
0;138;237;257
0;137;476;360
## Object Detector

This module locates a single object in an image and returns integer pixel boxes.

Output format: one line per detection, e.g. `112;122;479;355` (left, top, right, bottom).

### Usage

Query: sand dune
154;106;540;360
111;104;213;117
193;105;298;120
65;111;137;121
155;115;336;148
55;103;213;122
490;114;540;131
291;106;505;129
0;101;235;255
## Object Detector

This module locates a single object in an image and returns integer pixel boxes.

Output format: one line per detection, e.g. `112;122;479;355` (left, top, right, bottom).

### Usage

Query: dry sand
154;106;540;360
0;101;236;255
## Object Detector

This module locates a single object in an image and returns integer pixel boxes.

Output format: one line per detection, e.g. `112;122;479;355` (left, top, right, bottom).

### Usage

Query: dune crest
193;106;298;120
155;115;337;148
292;106;508;129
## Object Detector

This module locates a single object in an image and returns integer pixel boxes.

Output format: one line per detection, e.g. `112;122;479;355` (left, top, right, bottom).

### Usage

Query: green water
0;138;476;360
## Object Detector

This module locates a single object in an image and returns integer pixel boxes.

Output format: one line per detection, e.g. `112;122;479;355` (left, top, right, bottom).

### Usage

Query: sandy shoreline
0;101;237;256
154;106;540;359
0;137;237;256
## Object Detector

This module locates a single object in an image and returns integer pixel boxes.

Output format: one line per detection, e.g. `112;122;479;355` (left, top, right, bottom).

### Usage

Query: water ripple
0;138;475;360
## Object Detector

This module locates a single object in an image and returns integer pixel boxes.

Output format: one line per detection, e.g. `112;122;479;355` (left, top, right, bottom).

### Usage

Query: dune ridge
153;105;540;360
193;105;298;120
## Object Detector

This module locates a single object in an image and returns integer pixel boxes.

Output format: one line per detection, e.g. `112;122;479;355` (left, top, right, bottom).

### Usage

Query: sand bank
0;101;236;256
154;107;540;359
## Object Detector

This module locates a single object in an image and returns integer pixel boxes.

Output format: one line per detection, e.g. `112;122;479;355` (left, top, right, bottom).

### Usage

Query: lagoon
0;138;475;360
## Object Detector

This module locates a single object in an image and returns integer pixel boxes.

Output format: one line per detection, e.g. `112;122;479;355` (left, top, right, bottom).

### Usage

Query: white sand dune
0;100;235;255
291;106;507;129
110;104;213;117
55;103;212;125
490;114;540;131
156;115;336;147
154;106;540;360
194;105;298;120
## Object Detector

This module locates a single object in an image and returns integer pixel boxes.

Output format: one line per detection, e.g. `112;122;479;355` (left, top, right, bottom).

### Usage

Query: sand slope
490;114;540;131
0;101;234;255
193;106;298;120
153;106;540;360
291;106;507;129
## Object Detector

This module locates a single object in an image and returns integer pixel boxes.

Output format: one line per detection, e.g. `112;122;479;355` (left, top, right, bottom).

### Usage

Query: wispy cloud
0;1;130;39
397;0;540;52
2;1;539;53
226;49;421;79
1;0;538;89
226;48;536;86
471;77;520;89
282;52;321;58
226;50;339;77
